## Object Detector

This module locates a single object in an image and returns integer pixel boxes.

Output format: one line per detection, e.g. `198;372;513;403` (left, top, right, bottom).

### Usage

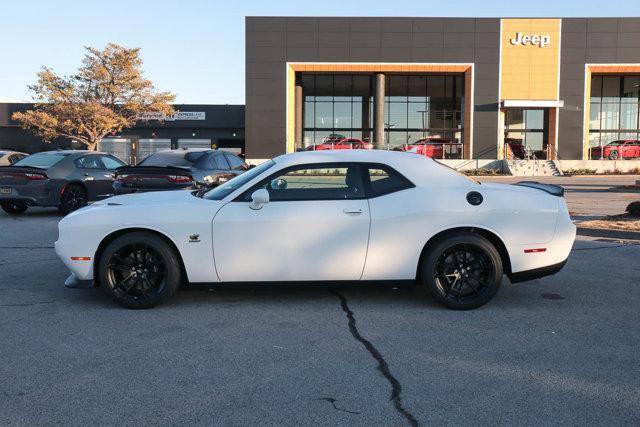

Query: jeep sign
509;32;551;48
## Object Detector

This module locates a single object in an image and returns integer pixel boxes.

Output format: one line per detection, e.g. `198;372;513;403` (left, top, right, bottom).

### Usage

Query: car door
212;163;371;282
99;155;127;196
74;155;111;200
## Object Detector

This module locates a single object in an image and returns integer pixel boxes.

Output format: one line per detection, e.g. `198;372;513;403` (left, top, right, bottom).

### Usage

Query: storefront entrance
504;108;549;159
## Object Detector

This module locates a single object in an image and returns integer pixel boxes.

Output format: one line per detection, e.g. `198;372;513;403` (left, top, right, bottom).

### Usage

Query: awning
501;100;565;108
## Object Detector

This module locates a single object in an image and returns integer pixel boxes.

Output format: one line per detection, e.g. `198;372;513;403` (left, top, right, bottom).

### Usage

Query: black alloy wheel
59;184;87;214
421;233;503;310
608;150;619;160
99;232;181;309
1;201;28;214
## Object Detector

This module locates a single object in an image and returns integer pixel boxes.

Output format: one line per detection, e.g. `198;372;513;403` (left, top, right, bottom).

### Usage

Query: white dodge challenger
55;150;576;309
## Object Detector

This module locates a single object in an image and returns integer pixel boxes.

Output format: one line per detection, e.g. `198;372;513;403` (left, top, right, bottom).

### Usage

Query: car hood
96;189;201;207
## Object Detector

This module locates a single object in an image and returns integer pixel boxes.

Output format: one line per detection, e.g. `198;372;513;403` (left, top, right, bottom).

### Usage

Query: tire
59;184;87;215
608;150;619;160
420;233;503;310
1;201;28;214
98;232;182;309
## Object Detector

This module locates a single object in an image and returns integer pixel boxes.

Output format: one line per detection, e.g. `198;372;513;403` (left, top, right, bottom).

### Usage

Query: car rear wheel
1;201;28;214
421;233;503;310
59;184;87;214
98;232;182;309
608;150;619;160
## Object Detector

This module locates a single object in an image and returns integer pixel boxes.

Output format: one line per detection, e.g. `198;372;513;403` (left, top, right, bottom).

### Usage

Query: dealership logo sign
510;32;551;48
139;111;206;121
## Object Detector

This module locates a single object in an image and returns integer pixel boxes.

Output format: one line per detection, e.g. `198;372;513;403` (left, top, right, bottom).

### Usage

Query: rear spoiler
115;165;192;175
0;165;46;171
514;181;565;197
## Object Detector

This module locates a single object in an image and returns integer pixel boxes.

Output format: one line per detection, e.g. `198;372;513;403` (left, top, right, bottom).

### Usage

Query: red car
590;140;640;160
396;138;460;159
504;138;527;159
307;138;373;151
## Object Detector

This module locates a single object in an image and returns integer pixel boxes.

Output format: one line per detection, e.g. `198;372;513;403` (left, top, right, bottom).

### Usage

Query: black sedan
0;150;126;215
113;149;249;195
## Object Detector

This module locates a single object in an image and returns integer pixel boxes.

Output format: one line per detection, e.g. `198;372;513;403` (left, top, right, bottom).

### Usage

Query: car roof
272;150;466;185
32;150;106;155
0;150;26;155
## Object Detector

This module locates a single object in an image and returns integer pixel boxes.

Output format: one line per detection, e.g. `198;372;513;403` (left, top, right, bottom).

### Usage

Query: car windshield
13;153;68;168
139;151;202;167
203;160;275;200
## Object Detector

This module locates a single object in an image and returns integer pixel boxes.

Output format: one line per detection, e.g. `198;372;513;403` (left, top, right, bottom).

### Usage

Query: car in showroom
0;150;126;215
395;137;462;159
113;149;249;195
0;150;28;165
589;139;640;160
55;150;576;310
306;137;373;151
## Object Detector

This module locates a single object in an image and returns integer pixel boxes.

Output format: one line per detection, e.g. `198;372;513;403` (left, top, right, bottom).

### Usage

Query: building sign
509;32;551;48
140;111;206;121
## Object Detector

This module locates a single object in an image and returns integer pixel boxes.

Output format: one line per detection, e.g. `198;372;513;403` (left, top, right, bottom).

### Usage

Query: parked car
113;149;249;195
0;150;126;215
396;138;461;159
322;133;346;143
307;138;373;151
55;150;575;310
0;150;28;166
590;140;640;160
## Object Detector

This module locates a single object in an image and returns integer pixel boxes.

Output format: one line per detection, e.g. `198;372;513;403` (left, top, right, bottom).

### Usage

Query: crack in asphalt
332;290;419;427
0;258;59;266
318;397;361;415
573;242;640;251
0;246;55;249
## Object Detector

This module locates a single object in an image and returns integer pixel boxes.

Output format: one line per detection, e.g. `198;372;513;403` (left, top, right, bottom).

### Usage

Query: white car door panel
213;199;370;282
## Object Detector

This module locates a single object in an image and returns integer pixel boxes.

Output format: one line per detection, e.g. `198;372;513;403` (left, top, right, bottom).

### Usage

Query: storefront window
505;108;547;156
300;73;463;150
589;75;640;155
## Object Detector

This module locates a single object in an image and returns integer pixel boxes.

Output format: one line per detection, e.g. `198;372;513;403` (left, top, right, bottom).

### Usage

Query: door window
75;156;102;169
245;163;364;201
101;155;126;169
211;154;230;169
224;153;245;170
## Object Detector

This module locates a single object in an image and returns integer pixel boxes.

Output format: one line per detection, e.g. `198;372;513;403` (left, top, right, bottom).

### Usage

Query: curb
577;226;640;241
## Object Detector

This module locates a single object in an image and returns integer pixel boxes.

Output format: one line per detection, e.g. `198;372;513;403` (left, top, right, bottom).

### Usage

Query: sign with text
140;111;206;121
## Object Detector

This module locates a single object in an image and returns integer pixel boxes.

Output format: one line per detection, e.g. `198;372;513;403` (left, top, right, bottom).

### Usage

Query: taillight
25;173;48;181
114;174;129;182
167;175;193;184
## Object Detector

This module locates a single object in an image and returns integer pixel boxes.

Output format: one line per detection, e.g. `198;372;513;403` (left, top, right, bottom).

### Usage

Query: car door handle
343;208;362;215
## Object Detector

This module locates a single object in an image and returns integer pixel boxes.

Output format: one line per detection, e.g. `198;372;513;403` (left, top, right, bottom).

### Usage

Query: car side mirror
249;188;269;210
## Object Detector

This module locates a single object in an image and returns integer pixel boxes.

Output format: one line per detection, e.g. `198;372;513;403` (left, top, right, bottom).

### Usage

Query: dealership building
245;17;640;160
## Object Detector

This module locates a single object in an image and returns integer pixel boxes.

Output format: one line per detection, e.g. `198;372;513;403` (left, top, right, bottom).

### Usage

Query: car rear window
13;153;68;168
139;152;200;167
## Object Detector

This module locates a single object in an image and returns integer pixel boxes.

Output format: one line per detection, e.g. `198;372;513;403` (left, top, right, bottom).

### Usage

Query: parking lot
1;185;640;425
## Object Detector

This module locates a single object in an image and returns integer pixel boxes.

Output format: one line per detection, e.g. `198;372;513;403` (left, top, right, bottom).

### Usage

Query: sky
1;0;639;105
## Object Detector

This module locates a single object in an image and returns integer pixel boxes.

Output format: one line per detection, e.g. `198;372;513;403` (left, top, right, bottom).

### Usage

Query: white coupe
55;150;576;309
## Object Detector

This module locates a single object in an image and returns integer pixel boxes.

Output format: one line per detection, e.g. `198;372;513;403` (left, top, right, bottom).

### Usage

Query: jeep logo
509;32;551;48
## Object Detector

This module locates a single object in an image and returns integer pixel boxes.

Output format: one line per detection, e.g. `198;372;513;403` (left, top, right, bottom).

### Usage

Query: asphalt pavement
0;207;639;426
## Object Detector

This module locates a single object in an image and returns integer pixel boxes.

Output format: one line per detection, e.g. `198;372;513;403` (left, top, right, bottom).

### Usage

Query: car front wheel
608;150;619;160
1;201;28;214
421;233;503;310
98;232;182;309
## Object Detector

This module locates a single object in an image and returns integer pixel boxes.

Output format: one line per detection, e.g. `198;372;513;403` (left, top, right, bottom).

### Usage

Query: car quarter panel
362;183;563;280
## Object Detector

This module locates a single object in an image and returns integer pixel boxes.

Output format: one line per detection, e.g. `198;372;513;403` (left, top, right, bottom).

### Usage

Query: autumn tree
12;43;175;151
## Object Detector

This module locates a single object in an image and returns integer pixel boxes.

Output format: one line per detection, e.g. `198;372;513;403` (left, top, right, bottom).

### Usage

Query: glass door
505;108;548;159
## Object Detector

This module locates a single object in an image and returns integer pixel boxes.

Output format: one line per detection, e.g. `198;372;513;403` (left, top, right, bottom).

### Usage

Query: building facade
0;103;245;161
245;17;640;160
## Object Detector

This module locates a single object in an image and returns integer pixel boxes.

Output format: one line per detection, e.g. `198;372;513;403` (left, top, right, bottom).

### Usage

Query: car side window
211;154;230;170
365;164;414;197
75;156;102;169
101;155;126;170
224;153;245;170
241;163;364;201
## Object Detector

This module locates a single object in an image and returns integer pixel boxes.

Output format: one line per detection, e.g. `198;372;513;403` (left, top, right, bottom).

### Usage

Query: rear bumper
508;258;568;283
0;181;62;207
